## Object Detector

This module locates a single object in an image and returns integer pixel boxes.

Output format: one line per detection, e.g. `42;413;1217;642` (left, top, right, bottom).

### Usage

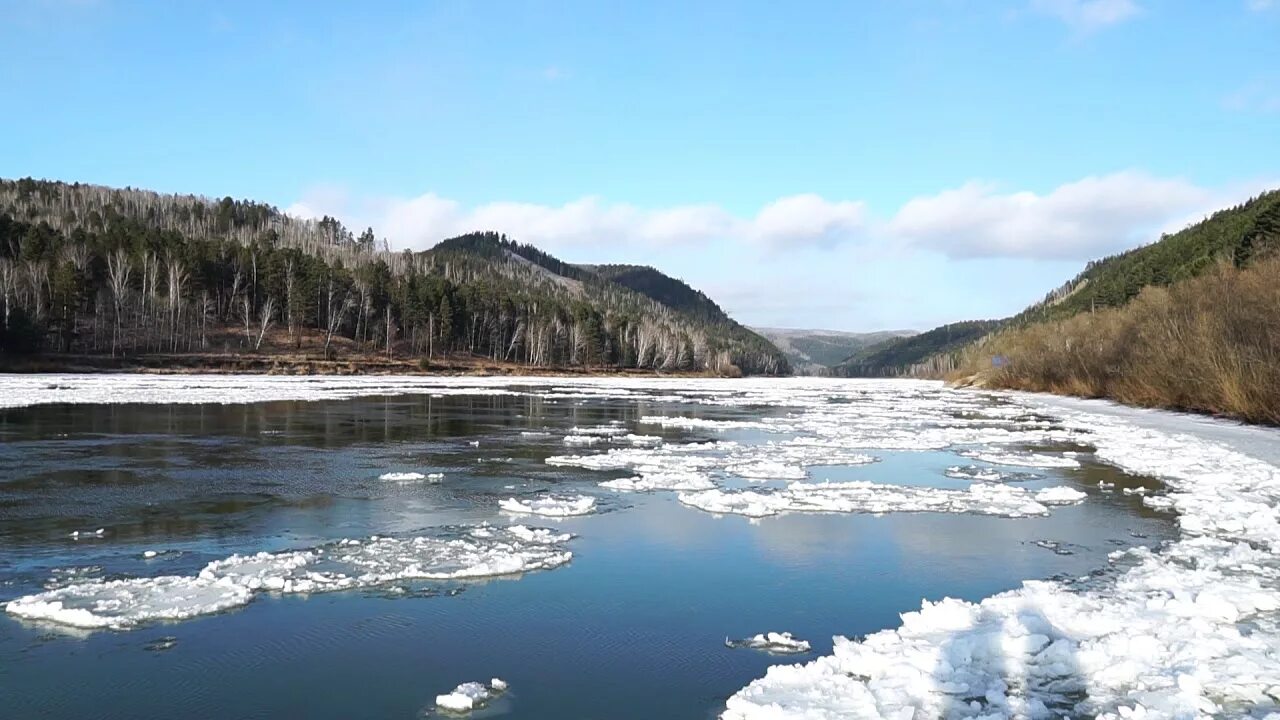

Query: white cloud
750;194;866;248
887;171;1270;260
1030;0;1140;31
287;191;864;252
288;171;1271;264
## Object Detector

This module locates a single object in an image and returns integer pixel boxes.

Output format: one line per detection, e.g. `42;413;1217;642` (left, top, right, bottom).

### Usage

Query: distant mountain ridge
752;327;916;375
830;321;1000;377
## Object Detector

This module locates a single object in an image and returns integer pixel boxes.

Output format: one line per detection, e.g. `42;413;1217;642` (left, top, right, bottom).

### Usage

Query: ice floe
498;494;597;517
563;435;603;446
376;468;442;479
6;525;573;629
435;679;507;713
600;471;716;492
679;481;1054;519
727;632;812;654
944;465;1007;482
1034;486;1088;505
957;449;1082;468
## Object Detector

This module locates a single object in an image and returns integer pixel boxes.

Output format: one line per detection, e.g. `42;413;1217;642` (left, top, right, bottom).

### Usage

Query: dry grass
951;257;1280;424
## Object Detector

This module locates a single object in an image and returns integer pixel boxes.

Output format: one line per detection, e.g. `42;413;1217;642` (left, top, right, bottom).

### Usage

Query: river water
0;377;1177;719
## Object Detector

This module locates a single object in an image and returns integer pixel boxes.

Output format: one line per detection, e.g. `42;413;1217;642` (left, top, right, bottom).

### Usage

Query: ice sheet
7;525;573;629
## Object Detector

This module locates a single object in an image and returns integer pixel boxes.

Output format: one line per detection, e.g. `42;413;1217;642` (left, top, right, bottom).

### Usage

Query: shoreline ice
719;387;1280;720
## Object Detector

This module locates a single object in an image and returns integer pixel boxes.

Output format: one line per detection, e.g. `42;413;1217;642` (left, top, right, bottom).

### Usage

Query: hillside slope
0;178;789;376
845;189;1280;380
1012;189;1280;325
587;264;728;323
936;188;1280;423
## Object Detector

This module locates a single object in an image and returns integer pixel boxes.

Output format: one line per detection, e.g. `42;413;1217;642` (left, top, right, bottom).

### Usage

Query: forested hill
0;178;789;376
1011;189;1280;326
950;189;1280;423
837;189;1280;379
831;321;1000;377
587;264;729;322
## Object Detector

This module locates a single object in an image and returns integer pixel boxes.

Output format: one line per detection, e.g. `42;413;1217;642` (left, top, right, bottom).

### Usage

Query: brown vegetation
950;257;1280;424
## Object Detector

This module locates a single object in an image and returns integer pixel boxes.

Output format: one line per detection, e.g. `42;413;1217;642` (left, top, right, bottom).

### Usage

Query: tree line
0;178;789;375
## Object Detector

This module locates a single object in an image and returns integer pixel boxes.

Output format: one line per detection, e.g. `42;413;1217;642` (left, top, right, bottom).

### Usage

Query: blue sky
2;0;1278;331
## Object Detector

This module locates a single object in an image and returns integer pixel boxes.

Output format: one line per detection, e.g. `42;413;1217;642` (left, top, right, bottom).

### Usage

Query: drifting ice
679;481;1055;519
6;526;573;629
1034;486;1088;505
728;631;812;654
435;678;507;713
498;494;597;517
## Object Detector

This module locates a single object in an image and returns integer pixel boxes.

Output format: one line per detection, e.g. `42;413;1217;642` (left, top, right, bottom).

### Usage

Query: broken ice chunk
434;678;508;713
727;631;812;654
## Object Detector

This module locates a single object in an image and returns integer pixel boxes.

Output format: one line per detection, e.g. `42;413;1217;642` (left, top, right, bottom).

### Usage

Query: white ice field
3;374;1280;719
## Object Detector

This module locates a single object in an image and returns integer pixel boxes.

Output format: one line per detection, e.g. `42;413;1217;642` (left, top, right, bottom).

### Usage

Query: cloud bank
288;193;867;253
289;171;1268;264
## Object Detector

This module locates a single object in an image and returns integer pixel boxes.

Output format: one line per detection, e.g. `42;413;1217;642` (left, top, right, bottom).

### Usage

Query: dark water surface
0;390;1175;719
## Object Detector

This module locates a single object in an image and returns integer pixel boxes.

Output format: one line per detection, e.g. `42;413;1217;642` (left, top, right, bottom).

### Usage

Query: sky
2;0;1278;332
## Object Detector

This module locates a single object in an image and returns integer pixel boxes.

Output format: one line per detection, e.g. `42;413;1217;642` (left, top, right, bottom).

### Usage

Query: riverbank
948;370;1280;429
0;352;732;378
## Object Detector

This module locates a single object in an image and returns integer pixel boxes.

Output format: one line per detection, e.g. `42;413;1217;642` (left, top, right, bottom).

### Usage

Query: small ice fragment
468;441;480;447
1034;486;1087;505
614;433;663;446
434;679;507;713
727;631;812;654
499;494;597;517
1123;486;1148;495
142;550;159;559
380;472;426;481
563;435;602;446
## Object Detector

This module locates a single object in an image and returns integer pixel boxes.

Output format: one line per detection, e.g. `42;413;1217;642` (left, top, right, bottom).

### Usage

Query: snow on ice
434;679;507;713
498;494;597;517
727;632;813;654
6;526;573;629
